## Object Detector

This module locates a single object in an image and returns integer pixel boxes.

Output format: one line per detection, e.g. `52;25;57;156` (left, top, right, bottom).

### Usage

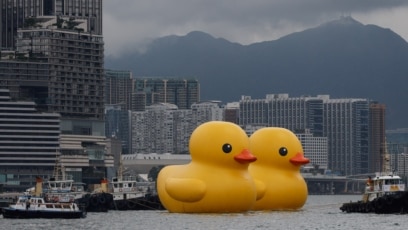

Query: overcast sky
103;0;408;58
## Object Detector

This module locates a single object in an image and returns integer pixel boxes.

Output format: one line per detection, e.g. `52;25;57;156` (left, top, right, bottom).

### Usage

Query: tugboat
42;174;87;203
39;157;112;212
107;176;163;210
74;178;113;212
340;173;408;213
340;142;408;214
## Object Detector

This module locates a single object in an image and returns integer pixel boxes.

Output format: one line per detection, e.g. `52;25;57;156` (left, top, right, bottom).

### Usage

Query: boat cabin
45;176;74;193
110;176;138;193
363;172;406;202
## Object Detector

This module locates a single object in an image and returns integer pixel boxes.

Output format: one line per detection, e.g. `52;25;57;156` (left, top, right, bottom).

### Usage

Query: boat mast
52;149;64;180
117;152;123;180
382;140;391;173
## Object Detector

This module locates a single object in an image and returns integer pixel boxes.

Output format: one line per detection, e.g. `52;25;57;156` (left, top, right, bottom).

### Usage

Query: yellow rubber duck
157;121;259;213
249;127;310;210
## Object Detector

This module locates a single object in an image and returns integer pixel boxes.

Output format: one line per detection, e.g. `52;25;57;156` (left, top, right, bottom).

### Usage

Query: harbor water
1;195;408;230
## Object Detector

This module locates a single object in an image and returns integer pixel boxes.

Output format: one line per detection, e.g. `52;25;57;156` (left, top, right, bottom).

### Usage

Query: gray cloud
103;0;408;57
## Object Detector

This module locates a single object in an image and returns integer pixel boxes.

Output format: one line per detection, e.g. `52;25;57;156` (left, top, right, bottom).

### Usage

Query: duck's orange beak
290;153;310;166
234;149;257;164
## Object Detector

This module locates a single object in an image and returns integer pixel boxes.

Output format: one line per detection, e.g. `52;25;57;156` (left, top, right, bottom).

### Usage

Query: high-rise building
1;0;103;49
105;70;133;111
131;103;192;155
323;97;370;175
369;103;386;173
133;78;200;110
105;104;131;155
191;101;223;124
0;0;108;189
130;101;222;155
239;94;374;176
0;1;105;132
239;94;324;136
224;102;240;124
296;130;328;169
0;89;60;190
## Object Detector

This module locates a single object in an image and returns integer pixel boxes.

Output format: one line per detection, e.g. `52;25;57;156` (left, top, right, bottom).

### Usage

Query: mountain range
105;16;408;129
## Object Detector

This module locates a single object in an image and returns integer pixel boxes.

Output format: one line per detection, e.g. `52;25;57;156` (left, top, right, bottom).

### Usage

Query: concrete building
0;89;60;191
1;0;105;127
1;0;103;49
131;103;192;155
130;101;223;155
191;101;223;124
0;0;111;189
59;134;114;185
323;97;370;176
133;78;200;110
105;70;133;111
369;103;386;173
105;104;131;155
239;94;324;137
238;93;376;176
389;149;408;179
224;102;240;124
296;130;328;170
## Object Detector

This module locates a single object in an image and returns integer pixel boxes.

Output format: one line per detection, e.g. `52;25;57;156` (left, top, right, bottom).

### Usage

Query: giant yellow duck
157;121;259;213
249;127;310;210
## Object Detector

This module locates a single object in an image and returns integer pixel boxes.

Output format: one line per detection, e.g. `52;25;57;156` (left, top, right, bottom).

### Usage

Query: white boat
1;195;85;219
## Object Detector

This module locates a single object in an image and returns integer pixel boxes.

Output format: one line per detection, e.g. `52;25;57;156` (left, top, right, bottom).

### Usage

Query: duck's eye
222;143;232;153
279;147;288;156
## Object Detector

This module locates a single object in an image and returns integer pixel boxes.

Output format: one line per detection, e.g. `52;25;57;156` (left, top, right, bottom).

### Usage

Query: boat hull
1;208;85;219
109;195;164;210
75;193;113;212
340;191;408;214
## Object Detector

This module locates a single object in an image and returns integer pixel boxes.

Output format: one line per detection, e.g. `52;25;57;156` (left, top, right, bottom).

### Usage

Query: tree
148;165;165;182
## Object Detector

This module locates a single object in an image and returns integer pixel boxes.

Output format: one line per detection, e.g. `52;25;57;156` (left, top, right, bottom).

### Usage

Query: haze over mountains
105;16;408;129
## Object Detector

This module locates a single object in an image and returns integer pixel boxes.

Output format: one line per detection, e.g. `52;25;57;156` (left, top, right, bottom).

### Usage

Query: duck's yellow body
249;127;310;210
157;121;259;213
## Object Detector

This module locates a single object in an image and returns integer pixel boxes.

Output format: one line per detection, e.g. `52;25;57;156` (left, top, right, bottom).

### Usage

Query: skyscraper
133;78;200;110
0;0;107;190
1;0;103;49
0;0;105;134
369;103;386;173
239;94;374;176
0;89;60;190
323;98;370;175
105;69;133;111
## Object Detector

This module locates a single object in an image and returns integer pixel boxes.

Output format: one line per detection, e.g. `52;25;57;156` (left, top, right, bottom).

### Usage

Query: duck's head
189;121;257;168
250;127;310;170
